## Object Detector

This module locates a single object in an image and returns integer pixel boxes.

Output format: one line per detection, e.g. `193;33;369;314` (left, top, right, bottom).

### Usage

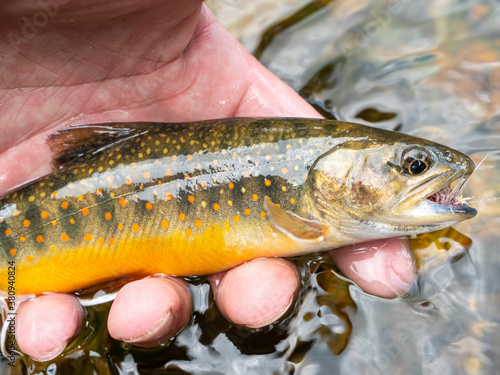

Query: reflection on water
8;0;500;373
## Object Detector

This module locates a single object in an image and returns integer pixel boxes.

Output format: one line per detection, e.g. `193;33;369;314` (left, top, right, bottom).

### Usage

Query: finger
209;258;299;328
329;238;416;298
16;294;84;362
107;276;191;348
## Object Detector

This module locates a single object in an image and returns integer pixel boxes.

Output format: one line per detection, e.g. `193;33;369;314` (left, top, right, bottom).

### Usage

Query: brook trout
0;118;477;295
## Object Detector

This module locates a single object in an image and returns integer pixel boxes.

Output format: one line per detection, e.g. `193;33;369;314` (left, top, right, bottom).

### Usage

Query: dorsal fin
47;123;154;170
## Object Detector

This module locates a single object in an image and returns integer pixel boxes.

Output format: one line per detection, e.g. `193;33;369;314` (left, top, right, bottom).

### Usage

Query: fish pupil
409;159;427;174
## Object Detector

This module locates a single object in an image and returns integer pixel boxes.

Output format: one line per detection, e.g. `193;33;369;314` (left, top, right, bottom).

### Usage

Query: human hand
0;0;416;362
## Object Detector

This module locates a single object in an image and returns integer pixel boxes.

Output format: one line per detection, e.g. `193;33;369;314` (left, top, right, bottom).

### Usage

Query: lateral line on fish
11;149;306;237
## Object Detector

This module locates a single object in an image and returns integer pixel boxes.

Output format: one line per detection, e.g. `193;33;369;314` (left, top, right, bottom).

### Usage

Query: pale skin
0;1;416;361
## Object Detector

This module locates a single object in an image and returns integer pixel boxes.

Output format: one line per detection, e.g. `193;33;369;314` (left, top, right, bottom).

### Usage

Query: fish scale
0;118;477;295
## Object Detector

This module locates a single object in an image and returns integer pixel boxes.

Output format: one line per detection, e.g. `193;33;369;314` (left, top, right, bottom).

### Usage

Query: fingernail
125;311;173;345
16;294;83;362
329;238;417;299
213;258;299;328
107;277;191;348
387;248;416;296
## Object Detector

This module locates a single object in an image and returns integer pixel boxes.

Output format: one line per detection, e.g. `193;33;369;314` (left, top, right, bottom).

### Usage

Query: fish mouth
420;171;477;218
396;169;477;224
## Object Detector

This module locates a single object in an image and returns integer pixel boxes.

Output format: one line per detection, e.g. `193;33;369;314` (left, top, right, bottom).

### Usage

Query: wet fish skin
0;118;476;295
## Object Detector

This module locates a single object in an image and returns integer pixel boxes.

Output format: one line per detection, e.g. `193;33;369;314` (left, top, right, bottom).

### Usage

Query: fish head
308;135;477;238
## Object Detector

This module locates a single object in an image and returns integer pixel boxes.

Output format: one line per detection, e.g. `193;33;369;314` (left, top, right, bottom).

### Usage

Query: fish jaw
394;169;477;226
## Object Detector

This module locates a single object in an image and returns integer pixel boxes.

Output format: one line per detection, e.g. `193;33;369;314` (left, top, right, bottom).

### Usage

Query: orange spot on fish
213;203;220;211
290;198;295;204
252;194;258;201
185;174;190;179
188;195;195;203
153;237;159;245
81;208;89;216
77;195;84;200
97;237;105;244
13;210;19;216
166;169;172;176
23;220;30;227
51;220;57;226
244;209;251;215
179;213;186;221
109;238;116;246
144;172;151;179
161;220;169;229
4;229;11;236
166;193;173;201
105;212;112;220
36;235;44;243
20;236;25;242
84;233;93;241
26;255;34;263
260;211;266;218
234;215;240;222
265;179;271;187
41;211;48;219
132;224;140;233
9;249;16;256
146;202;153;210
61;202;69;209
70;218;75;224
96;189;103;196
282;168;288;174
119;198;127;207
195;219;203;228
118;223;124;230
126;178;133;185
61;233;69;242
229;182;234;189
185;228;192;237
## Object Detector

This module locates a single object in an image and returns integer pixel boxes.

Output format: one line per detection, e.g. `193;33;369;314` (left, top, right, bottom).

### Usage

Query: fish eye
401;149;431;175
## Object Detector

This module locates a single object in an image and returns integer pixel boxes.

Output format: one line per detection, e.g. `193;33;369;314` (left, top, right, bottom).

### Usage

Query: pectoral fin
264;196;328;242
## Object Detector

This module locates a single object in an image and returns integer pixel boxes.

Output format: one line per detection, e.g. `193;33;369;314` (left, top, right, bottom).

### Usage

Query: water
5;0;500;373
